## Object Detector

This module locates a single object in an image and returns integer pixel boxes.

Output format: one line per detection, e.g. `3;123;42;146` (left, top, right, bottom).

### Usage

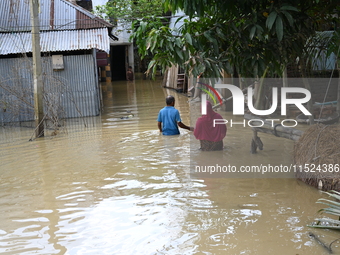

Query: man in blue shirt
157;95;193;135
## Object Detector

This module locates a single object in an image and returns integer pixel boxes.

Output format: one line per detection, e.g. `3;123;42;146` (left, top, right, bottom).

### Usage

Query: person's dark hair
166;95;175;105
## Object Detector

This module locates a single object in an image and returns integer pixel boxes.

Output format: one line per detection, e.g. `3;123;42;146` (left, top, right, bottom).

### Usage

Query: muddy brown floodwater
0;78;339;254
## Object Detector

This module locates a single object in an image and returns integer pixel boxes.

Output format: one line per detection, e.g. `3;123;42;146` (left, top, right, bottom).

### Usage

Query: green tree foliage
132;0;339;78
94;0;165;32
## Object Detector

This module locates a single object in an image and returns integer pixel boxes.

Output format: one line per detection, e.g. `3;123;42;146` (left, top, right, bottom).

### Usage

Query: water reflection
0;78;338;254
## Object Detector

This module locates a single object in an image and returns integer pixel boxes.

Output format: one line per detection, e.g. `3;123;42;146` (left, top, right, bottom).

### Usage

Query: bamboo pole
29;0;44;138
244;114;304;141
251;127;302;141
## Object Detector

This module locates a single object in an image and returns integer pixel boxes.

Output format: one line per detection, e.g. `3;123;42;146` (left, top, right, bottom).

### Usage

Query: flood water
0;77;339;254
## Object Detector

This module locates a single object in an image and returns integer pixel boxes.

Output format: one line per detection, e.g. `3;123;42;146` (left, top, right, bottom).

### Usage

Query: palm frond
310;190;340;230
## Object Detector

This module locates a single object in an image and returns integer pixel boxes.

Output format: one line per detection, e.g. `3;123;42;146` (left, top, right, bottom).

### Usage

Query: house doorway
110;45;127;81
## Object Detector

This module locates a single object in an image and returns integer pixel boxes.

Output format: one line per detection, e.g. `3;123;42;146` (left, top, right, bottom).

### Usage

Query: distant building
92;0;134;81
0;0;117;124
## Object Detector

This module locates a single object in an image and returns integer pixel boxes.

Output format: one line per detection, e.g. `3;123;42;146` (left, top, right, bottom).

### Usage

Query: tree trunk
29;0;44;138
193;76;202;99
254;67;269;110
282;66;288;87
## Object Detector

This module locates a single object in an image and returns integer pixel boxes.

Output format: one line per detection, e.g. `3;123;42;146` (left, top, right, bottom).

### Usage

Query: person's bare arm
158;121;162;132
178;121;194;131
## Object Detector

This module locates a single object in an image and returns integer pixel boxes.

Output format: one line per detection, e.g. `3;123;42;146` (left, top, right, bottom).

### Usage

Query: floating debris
120;114;134;119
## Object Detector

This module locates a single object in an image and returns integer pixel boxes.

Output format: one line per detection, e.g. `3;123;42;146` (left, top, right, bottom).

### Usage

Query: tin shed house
0;0;116;125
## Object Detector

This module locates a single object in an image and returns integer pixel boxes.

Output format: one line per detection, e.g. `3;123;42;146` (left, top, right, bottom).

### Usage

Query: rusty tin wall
0;54;100;124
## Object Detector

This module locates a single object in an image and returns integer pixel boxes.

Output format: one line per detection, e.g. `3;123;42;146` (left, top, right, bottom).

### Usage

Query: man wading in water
157;95;193;135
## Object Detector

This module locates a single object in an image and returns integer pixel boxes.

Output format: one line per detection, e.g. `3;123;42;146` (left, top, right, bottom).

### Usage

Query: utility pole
29;0;44;137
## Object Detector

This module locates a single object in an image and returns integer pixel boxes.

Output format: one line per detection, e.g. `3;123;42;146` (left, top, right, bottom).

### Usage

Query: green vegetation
94;0;165;33
94;0;168;72
310;190;340;230
131;0;339;78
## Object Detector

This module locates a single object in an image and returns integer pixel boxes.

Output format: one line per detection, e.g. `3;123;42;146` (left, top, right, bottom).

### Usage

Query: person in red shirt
194;101;227;150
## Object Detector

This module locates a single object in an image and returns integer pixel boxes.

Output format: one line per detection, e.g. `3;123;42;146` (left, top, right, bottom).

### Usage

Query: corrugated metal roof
1;0;113;32
0;28;111;54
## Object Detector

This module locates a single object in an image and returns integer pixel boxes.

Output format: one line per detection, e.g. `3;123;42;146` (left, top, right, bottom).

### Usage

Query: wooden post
29;0;44;138
251;129;264;154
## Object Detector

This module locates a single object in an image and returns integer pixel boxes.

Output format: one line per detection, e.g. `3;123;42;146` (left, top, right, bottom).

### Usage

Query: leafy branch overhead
131;0;339;78
93;0;165;31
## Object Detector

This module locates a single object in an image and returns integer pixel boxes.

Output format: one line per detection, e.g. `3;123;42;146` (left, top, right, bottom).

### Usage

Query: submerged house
91;0;134;81
0;0;117;125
